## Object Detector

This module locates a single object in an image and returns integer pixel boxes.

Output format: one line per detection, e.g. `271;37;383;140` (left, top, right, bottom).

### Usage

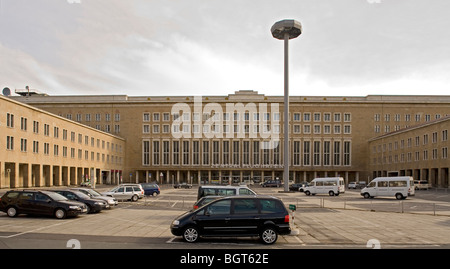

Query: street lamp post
271;19;302;192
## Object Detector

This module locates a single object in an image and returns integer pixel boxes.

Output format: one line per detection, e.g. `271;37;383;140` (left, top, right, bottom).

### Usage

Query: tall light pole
271;19;302;192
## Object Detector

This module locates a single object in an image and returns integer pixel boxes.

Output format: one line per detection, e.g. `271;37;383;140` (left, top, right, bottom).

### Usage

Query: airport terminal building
1;95;125;189
3;90;449;189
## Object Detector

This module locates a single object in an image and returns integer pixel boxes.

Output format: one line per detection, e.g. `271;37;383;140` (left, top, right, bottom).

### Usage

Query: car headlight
69;206;80;210
172;220;180;226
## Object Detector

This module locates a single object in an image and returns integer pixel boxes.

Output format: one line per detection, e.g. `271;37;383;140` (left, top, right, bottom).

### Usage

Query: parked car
193;196;221;210
171;196;291;244
52;189;108;213
140;183;161;196
289;182;309;192
0;190;87;219
173;183;193;189
261;180;282;187
71;188;118;207
348;182;358;189
414;180;429;190
102;184;144;201
357;182;367;189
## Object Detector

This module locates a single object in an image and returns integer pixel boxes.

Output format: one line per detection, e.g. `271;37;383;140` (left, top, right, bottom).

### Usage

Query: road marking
0;218;79;239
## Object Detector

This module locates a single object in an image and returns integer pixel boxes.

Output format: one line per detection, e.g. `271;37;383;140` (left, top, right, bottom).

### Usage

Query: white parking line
0;218;79;239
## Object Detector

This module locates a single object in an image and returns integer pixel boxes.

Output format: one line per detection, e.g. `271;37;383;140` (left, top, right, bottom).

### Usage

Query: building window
233;141;240;165
344;141;351;166
153;141;160;165
313;141;320;166
243;141;249;165
44;124;50;136
323;141;331;166
143;141;150;166
223;141;229;165
303;113;310;122
183;141;190;165
263;141;270;165
163;141;170;165
344;113;351;122
212;141;220;165
253;141;259;165
203;141;210;165
173;141;179;165
33;121;39;134
143;113;150;122
273;142;280;165
334;141;341;166
303;141;310;166
20;117;27;131
6;136;14;150
6;113;14;128
192;141;199;165
293;141;300;166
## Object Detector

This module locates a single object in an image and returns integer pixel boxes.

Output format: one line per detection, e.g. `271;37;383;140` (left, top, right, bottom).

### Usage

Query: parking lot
0;185;449;249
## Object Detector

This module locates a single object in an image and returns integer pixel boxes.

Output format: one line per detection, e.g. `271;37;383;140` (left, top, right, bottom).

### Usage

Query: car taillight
284;214;290;223
193;205;198;209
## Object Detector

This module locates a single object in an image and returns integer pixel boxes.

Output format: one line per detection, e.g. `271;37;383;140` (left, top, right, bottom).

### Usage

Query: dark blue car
140;183;160;196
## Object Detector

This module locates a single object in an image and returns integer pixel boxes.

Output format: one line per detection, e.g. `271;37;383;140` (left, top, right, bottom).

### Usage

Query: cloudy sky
1;0;449;97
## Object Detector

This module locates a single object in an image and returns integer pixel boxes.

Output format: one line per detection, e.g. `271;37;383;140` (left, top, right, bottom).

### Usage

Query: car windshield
86;189;102;196
108;187;119;192
73;191;91;199
43;191;68;201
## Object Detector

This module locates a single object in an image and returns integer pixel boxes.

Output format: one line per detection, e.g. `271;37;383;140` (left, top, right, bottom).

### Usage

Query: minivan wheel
55;208;67;219
183;226;200;243
328;191;335;196
260;227;278;244
152;192;158;197
305;191;311;196
363;193;371;199
131;195;138;202
6;207;18;217
395;193;404;200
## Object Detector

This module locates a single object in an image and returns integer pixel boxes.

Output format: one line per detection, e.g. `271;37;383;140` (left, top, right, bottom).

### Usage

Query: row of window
142;123;352;135
62;113;121;122
373;130;448;153
374;113;448;122
5;136;122;164
5;113;122;152
142;140;351;167
373;147;448;165
141;112;352;123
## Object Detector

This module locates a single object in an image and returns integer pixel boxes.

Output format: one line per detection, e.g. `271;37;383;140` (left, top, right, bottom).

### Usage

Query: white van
361;176;415;200
197;185;256;200
304;177;345;196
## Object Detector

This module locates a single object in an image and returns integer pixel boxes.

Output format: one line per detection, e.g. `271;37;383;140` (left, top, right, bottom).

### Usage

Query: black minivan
0;190;87;219
171;196;291;244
